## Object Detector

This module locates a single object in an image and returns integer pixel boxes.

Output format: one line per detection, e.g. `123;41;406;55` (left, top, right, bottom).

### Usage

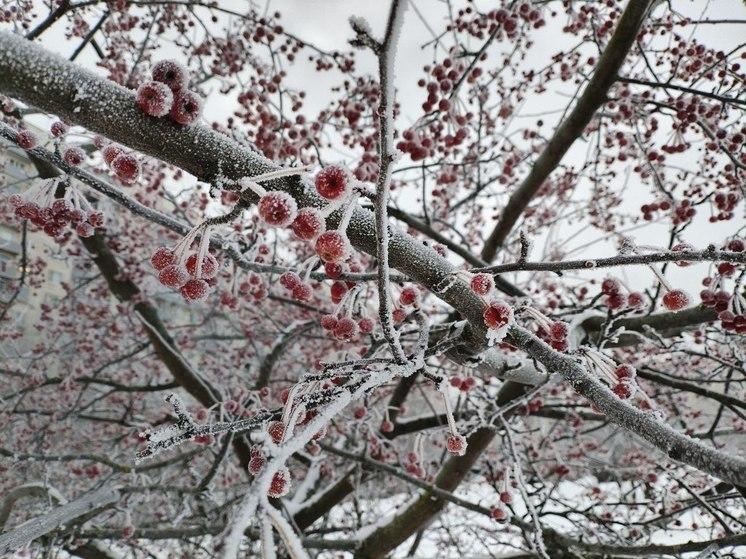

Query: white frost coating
348;15;372;36
265;502;310;559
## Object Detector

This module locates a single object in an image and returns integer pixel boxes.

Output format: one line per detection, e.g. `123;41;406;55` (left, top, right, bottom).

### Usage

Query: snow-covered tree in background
1;0;745;557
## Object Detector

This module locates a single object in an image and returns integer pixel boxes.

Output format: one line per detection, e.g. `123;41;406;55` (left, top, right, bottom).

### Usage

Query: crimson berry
353;406;367;419
170;90;203;125
601;278;620;295
446;434;467;456
499;491;512;504
151;59;188;91
320;314;338;330
483;301;513;329
50;121;68;137
627;291;645;309
268;467;291;498
330;281;347;303
102;144;124;167
612;382;633;399
185;253;219;279
380;420;394;433
150;247;175;271
358;317;374;334
62;146;86;167
248;452;265;475
181;278;210;301
392;308;407;323
279;271;301;290
315;231;351;263
158;264;190;288
111;153;141;183
76;222;94;237
399;286;420;307
615;364;636;380
324;262;343;279
470;273;494;296
88;211;104;228
136;81;174;117
549;321;568;340
258;191;298;227
290;207;325;240
717;262;736;277
726;238;744;252
267;421;285;445
554;464;570;476
16;129;37;150
292;283;312;302
490;506;508;521
605;292;625;309
662;289;689;311
315;166;350;200
334;316;359;341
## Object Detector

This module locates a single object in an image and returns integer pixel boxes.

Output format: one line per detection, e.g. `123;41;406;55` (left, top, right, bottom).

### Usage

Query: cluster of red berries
640;199;671;221
150;246;218;302
449;375;477;392
136;60;204;125
10;191;103;240
600;278;646;311
611;364;638;400
537;320;569;352
403;451;426;478
710;191;740;222
101;143;142;184
320;313;372;342
279;271;313;302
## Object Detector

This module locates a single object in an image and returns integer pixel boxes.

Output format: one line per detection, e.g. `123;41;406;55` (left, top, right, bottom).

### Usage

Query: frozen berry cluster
137;60;204;125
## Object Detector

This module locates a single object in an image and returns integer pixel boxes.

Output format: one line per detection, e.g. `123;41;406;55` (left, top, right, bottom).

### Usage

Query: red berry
16;129;38;150
483;301;513;329
315;231;351;263
102;144;124;167
88;212;104;227
169;90;203;125
315;166;350;200
292;283;313;302
324;262;343;279
358;317;374;333
726;238;744;252
399;286;420;307
662;289;689;311
279;271;301;290
76;222;94;237
136;80;174;117
380;420;394;433
490;506;508;521
290;207;325;240
185;253;219;279
334;317;359;341
248;452;265;475
320;314;338;330
601;278;620;295
111;153;141;183
470;273;494;296
612;382;633;399
150;247;175;270
627;291;645;309
62;146;86;167
615;364;636;380
353;406;367;419
50;121;68;137
258;191;298;227
158;264;190;288
549;321;568;340
330;281;347;303
446;434;467;456
151;59;188;91
180;278;210;301
267;421;285;444
268;467;291;498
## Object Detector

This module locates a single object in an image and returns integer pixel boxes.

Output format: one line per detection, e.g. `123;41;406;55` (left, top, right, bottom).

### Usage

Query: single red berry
334;316;359;341
181;278;210;301
627;291;645;309
549;321;568;340
122;525;135;539
102;144;124;167
268;467;291;498
330;281;348;304
605;292;625;309
490;506;508;521
324;262;343;279
185;252;219;279
554;464;570;476
292;283;313;302
88;211;104;227
170;90;203;125
726;238;744;252
392;308;407;323
662;289;689;311
380;420;394;433
358;317;374;333
258;191;298;227
615;364;636;380
499;491;512;504
267;421;285;444
717;262;736;277
279;271;301;290
315;231;351;263
248;452;265;475
16;129;38;150
62;146;86;167
151;59;188;91
136;80;174;117
601;277;620;295
150;247;175;271
111;153;141;183
483;300;513;329
50;121;68;137
290;207;325;240
158;264;190;288
353;406;367;419
612;382;633;399
320;314;338;330
399;286;420;307
470;273;494;296
76;222;94;237
315;166;350;200
446;434;467;456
